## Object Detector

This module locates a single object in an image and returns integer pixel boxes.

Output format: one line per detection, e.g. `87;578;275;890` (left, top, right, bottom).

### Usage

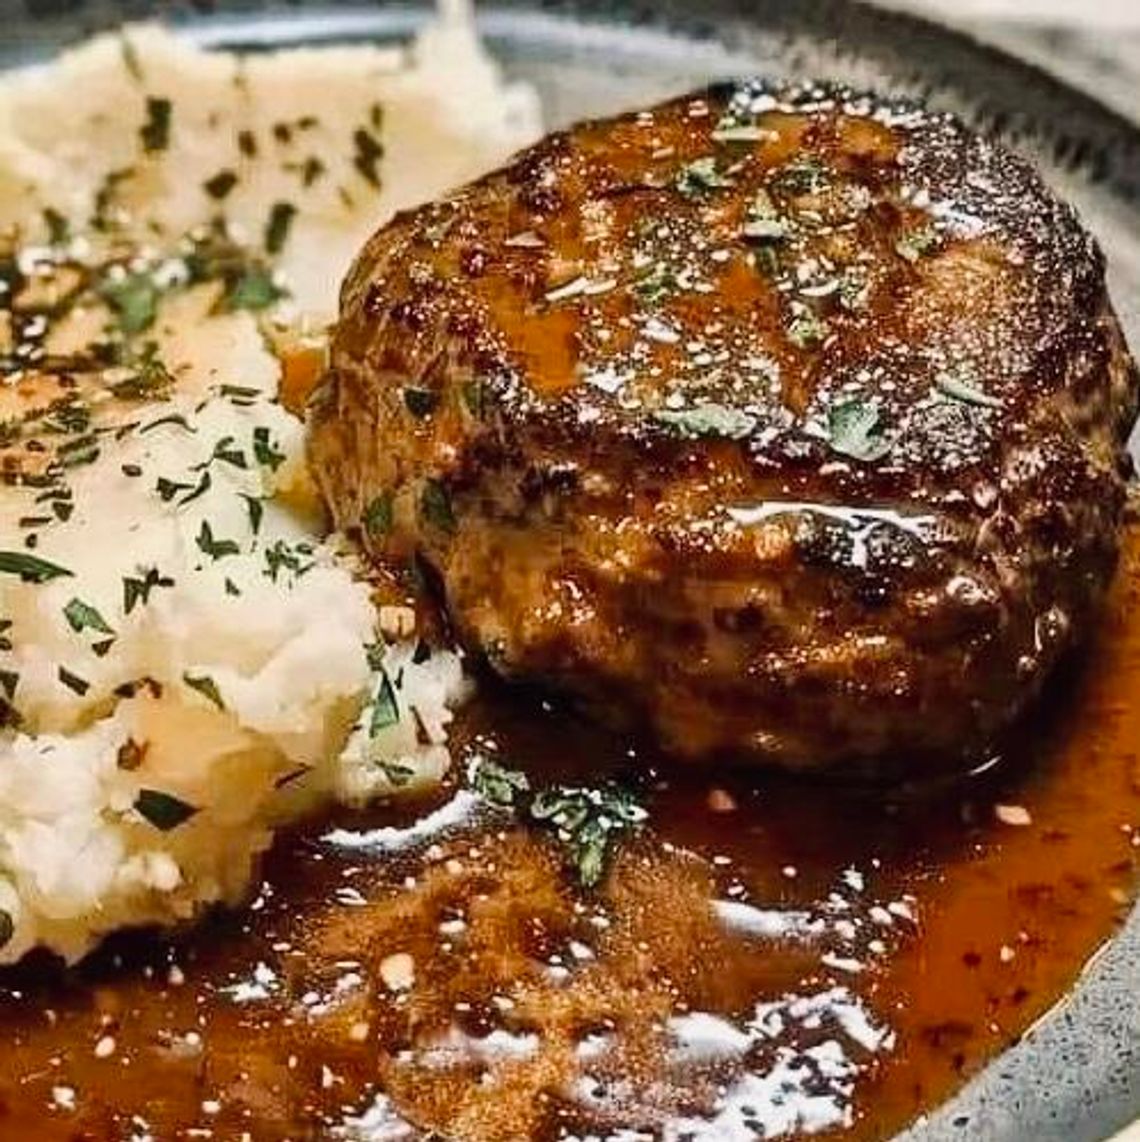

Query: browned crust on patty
311;81;1140;772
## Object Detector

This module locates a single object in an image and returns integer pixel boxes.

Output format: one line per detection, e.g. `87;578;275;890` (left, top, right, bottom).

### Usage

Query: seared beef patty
310;82;1139;772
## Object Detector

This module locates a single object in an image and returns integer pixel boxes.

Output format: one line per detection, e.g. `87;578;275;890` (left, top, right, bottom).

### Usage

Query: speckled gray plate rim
0;2;1136;1140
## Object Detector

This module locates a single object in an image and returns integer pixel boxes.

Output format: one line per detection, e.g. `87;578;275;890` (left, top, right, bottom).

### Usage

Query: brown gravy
0;527;1136;1140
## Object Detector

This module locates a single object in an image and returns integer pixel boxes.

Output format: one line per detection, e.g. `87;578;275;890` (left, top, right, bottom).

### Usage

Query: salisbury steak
310;82;1139;771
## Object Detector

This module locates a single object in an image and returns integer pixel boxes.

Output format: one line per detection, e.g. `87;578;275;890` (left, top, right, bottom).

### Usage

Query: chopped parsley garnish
770;157;830;196
741;190;789;242
264;201;297;255
263;539;313;582
140;413;195;435
63;597;114;636
403;387;438;417
895;225;941;263
43;207;70;246
787;310;828;349
134;788;198;831
419;479;455;533
471;758;530;809
368;671;400;737
827;397;893;463
241;494;264;536
299;156;326;187
196;521;240;561
252;426;285;471
530;785;647;888
123;567;174;615
57;666;90;696
467;758;645;887
196;435;246;471
631;262;678;306
352;126;385;187
219;385;260;405
183;672;224;709
100;271;161;336
140;96;173;153
222;264;284;313
838;271;870;313
0;551;73;583
155;476;193;502
653;402;756;440
180;470;212;506
935;370;1003;409
203;169;239;200
363;492;393;539
224;577;241;597
109;340;173;401
675;156;734;198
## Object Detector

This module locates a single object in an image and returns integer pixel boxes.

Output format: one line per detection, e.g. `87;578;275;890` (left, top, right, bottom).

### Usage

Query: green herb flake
653;402;756;440
741;190;789;242
368;670;400;737
241;494;264;536
134;788;198;831
155;476;192;502
252;426;285;472
197;435;246;471
140;96;173;154
100;271;160;336
420;479;456;534
530;785;647;888
0;551;73;583
264;201;297;256
827;397;893;463
222;264;284;313
770;157;830;196
196;521;240;561
140;413;195;435
935;371;1003;409
630;262;678;306
123;567;174;615
895;225;941;263
203;169;239;200
43;207;70;247
352;127;385;188
224;577;241;597
63;598;114;636
675;156;734;198
237;129;257;158
787;311;828;350
362;492;393;539
57;666;90;696
183;672;224;710
471;758;530;809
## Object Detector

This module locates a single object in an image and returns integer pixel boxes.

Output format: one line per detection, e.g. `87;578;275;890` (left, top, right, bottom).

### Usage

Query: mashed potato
0;6;540;963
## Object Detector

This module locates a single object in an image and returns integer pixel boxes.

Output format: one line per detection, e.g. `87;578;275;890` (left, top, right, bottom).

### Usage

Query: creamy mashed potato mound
0;6;540;962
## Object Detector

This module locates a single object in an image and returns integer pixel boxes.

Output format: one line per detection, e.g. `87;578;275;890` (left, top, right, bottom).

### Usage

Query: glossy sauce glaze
0;525;1134;1140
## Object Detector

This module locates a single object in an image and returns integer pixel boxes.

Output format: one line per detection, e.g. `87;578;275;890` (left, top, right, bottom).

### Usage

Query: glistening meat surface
310;81;1140;772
